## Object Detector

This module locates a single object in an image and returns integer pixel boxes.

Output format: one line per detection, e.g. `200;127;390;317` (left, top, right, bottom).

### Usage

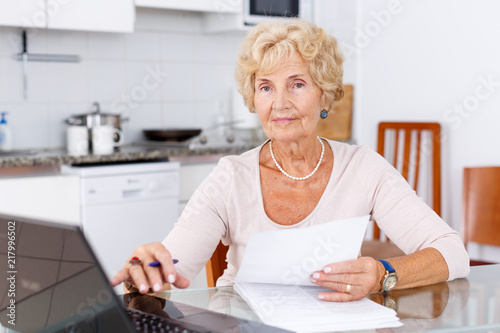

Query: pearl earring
320;109;328;119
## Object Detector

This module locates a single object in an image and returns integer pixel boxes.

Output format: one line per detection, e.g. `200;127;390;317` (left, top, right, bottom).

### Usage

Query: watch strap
377;259;396;273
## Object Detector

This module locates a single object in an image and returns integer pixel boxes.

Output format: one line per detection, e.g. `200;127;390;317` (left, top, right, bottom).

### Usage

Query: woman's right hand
110;242;190;293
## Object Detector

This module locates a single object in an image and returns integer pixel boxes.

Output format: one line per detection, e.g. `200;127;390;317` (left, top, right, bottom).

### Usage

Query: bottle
0;112;12;151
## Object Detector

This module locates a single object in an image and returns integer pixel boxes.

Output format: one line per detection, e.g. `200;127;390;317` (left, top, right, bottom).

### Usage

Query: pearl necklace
269;137;325;181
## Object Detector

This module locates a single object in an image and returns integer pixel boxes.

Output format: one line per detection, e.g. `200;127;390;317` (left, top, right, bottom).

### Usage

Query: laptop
0;214;292;333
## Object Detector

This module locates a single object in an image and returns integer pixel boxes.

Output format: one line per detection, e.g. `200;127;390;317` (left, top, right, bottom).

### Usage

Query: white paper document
233;215;403;332
235;215;370;286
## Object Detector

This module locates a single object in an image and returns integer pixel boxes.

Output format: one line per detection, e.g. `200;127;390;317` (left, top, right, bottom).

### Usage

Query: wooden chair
362;122;442;259
462;167;500;265
205;242;229;287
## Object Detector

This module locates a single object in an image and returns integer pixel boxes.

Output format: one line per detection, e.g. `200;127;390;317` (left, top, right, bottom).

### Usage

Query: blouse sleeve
161;158;233;281
355;146;470;280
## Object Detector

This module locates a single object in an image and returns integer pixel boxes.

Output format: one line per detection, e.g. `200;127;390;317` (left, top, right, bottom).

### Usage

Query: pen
149;259;178;267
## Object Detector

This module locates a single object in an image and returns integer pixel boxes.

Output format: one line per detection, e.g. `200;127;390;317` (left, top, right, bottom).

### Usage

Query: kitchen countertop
0;142;260;177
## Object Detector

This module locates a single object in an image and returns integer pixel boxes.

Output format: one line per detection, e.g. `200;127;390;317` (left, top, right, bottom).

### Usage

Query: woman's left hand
310;257;382;301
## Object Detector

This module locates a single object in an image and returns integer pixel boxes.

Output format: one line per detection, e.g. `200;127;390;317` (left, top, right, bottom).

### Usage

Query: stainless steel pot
65;102;128;153
65;102;128;131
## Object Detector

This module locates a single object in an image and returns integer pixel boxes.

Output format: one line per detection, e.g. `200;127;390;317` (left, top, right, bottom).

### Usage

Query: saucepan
65;102;129;132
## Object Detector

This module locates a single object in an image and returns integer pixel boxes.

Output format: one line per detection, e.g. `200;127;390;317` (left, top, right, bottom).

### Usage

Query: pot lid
69;102;123;118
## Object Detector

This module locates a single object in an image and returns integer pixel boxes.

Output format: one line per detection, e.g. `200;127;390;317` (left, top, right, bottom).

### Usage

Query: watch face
384;273;398;291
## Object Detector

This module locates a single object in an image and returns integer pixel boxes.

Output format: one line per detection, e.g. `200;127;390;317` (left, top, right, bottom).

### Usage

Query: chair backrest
462;167;500;247
205;241;229;288
374;122;442;241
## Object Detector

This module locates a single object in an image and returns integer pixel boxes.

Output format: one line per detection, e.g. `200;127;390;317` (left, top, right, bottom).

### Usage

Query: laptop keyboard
125;307;212;333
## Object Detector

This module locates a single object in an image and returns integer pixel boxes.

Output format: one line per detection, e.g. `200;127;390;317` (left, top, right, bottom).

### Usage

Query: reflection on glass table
157;264;500;333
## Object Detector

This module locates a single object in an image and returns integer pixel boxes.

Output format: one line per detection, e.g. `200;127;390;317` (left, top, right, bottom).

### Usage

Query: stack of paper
234;216;402;332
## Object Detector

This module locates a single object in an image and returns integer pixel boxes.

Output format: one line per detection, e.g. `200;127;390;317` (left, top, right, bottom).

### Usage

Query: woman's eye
261;86;271;92
294;83;304;88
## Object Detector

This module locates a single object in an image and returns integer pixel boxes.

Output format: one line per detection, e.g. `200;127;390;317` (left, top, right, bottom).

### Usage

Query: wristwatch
377;259;398;292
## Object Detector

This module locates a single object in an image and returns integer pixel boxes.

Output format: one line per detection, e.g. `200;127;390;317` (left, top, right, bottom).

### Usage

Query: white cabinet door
179;162;217;206
0;174;80;225
47;0;135;33
136;0;242;13
0;0;46;28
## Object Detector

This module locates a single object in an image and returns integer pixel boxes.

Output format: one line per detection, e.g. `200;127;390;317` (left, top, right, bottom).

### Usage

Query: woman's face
253;52;324;143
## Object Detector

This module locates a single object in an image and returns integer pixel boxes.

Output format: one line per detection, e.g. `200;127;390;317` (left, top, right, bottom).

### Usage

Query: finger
172;273;190;289
143;261;165;293
147;243;178;285
110;267;130;287
126;254;152;292
314;279;354;292
143;262;190;292
323;259;365;275
142;242;189;290
128;260;151;294
149;273;190;292
325;257;379;275
310;270;361;286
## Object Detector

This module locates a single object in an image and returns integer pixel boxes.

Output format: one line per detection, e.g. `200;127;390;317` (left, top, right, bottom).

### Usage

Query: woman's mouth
273;117;295;124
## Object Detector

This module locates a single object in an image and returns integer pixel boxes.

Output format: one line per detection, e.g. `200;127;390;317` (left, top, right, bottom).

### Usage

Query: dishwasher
61;161;180;289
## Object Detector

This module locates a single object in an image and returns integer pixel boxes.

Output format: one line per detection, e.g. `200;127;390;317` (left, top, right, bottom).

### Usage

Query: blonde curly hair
235;19;345;113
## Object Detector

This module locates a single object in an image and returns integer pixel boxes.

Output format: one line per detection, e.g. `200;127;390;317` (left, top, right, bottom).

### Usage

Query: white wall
355;0;500;261
315;0;358;85
0;8;246;149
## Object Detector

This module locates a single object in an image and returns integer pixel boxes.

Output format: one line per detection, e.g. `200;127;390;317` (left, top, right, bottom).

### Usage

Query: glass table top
160;264;500;333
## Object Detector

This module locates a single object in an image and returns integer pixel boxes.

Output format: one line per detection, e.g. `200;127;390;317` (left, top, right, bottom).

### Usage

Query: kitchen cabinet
136;0;245;33
47;0;135;33
0;0;46;28
0;0;135;33
135;0;242;14
0;174;80;224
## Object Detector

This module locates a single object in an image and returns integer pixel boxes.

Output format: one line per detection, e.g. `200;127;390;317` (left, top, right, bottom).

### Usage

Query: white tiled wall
0;9;246;149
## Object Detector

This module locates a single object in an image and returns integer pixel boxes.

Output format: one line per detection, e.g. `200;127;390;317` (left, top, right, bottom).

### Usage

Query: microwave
243;0;314;26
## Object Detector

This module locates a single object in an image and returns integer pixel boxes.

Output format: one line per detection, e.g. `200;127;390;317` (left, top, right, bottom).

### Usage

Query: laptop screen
0;215;135;333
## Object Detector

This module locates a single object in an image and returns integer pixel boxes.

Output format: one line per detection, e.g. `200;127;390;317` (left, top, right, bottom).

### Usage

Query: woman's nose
272;88;292;111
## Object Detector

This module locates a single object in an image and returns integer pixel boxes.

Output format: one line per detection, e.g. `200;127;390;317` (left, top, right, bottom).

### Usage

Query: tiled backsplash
0;10;246;149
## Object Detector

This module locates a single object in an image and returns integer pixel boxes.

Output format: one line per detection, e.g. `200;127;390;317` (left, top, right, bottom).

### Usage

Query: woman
111;19;469;302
